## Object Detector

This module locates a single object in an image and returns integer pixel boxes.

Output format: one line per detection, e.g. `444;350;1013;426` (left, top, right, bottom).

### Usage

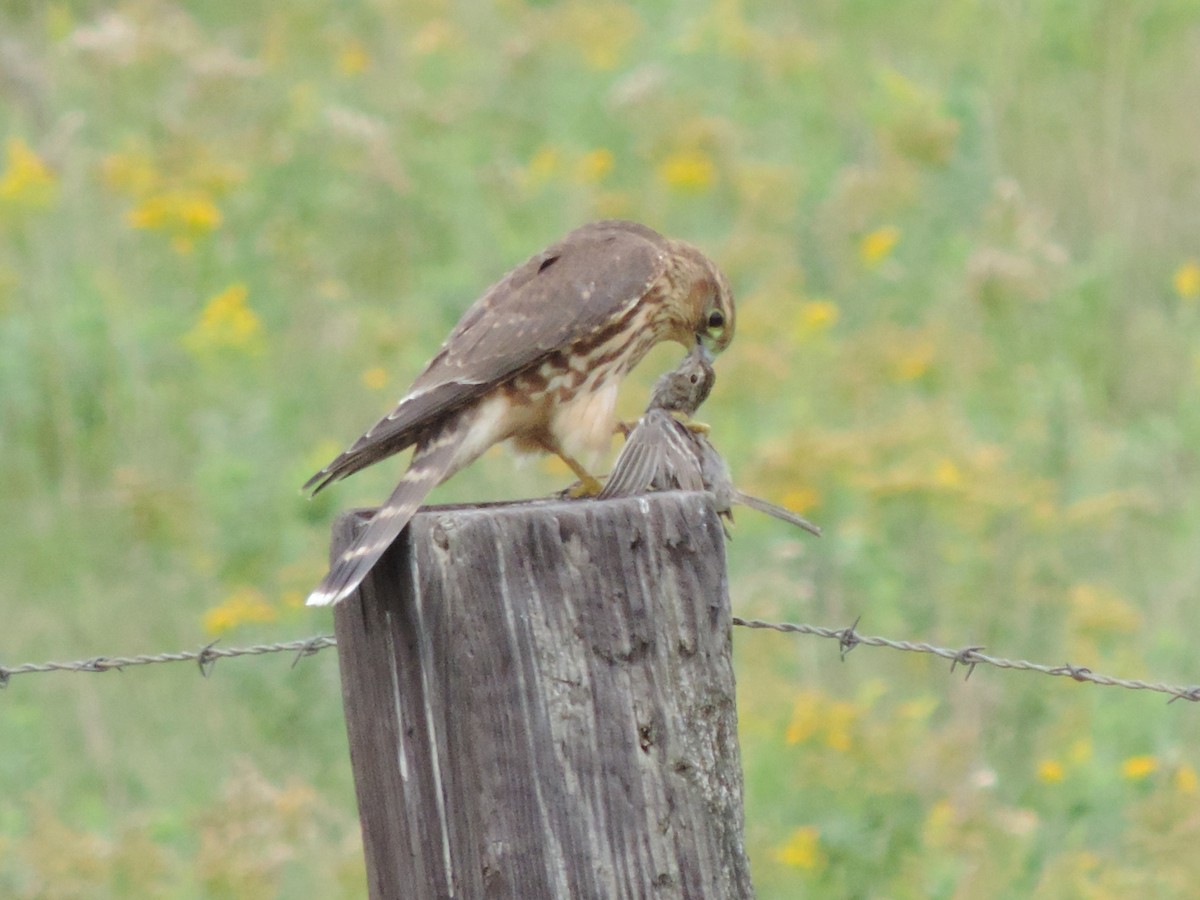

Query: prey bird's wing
600;411;705;498
305;221;671;493
598;413;670;499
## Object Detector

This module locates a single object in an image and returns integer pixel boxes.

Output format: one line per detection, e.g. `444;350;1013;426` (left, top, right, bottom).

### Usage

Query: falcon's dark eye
707;310;725;329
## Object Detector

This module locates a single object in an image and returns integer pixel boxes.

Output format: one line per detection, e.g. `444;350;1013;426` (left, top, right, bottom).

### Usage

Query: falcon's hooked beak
694;338;716;365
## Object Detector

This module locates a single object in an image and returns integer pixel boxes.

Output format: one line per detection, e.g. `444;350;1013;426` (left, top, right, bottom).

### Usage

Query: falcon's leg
558;451;604;497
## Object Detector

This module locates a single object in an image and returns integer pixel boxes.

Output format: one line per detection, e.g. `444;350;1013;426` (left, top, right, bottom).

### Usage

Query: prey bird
599;347;821;537
305;220;735;606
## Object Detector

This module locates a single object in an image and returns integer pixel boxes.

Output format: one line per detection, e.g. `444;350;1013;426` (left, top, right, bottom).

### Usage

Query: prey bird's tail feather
732;490;822;537
305;430;461;606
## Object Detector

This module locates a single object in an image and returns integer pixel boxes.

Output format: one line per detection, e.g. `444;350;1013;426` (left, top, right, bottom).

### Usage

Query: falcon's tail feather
305;430;461;606
732;490;822;537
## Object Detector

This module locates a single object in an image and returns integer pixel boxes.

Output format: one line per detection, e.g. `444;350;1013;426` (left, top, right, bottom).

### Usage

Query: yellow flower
361;366;388;390
823;701;857;752
575;148;615;184
183;283;264;355
525;145;560;188
127;190;221;249
1120;755;1157;780
933;458;961;488
784;690;823;745
781;487;819;515
1174;763;1198;794
1174;259;1200;300
923;799;956;847
658;149;716;193
0;138;57;207
203;586;276;635
336;39;369;76
891;341;933;381
794;300;839;338
1037;759;1065;783
859;226;900;267
774;826;826;871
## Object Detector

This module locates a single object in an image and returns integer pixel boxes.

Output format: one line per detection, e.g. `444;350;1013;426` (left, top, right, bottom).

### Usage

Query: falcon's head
668;240;736;360
696;263;735;359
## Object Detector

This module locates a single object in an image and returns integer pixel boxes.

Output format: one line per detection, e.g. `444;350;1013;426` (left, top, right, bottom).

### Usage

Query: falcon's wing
305;221;670;493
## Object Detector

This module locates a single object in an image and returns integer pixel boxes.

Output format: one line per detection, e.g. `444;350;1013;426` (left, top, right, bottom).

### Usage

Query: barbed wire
2;621;1197;703
732;617;1200;703
0;635;336;686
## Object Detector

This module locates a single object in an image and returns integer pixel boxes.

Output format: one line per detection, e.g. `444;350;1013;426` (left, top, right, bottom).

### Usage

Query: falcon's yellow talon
567;475;605;498
686;419;711;435
556;451;603;497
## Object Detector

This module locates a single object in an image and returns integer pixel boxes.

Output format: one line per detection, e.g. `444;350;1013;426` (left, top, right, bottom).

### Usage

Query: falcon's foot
566;475;605;498
557;451;604;498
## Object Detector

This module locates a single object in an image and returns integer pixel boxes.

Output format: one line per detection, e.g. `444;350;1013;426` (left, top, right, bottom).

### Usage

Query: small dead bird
599;347;821;537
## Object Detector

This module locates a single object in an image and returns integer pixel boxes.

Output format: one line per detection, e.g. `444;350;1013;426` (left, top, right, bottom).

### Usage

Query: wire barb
838;617;862;660
196;640;221;678
950;645;985;680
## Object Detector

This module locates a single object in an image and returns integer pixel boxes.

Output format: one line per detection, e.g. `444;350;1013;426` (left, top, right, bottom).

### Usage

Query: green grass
3;0;1200;896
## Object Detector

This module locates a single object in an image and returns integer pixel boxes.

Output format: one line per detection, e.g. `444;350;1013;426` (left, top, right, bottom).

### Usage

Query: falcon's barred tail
305;424;465;607
732;490;823;537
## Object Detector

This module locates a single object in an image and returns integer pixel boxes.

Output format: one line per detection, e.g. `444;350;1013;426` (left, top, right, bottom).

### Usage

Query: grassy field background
3;1;1200;896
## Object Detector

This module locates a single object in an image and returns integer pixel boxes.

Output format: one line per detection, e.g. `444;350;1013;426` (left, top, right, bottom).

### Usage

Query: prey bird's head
648;344;716;416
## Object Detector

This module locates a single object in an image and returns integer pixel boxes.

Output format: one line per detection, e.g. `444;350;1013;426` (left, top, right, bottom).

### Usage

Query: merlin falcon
305;220;736;606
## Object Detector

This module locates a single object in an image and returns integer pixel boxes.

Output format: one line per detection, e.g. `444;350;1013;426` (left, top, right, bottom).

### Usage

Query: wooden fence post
331;490;753;899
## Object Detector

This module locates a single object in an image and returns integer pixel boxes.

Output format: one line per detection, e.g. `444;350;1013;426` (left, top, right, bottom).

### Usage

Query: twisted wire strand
3;622;1196;704
733;617;1200;703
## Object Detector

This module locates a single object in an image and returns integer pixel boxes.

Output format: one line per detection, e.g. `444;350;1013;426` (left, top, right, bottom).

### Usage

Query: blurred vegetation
2;0;1200;896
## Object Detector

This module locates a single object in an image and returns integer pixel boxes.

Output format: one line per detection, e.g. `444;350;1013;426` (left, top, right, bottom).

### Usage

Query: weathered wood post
332;490;753;899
